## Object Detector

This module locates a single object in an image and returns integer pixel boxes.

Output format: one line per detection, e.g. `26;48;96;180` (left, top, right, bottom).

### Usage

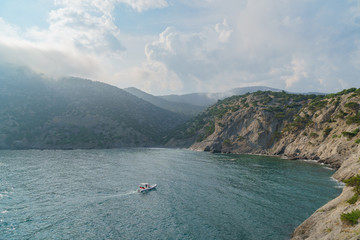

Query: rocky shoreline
183;91;360;239
291;152;360;240
188;146;360;239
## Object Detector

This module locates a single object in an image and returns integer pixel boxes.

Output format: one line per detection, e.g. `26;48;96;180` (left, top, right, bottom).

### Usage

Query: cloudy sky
0;0;359;95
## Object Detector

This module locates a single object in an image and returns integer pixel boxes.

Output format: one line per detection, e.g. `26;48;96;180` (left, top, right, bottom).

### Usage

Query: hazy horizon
0;0;360;95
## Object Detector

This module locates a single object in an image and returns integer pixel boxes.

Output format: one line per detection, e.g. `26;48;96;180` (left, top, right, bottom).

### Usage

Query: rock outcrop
187;90;360;169
292;153;360;240
167;89;360;239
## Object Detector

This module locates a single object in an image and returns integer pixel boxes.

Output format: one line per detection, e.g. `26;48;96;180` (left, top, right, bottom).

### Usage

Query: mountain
165;88;360;240
159;86;282;107
124;87;204;116
0;65;187;149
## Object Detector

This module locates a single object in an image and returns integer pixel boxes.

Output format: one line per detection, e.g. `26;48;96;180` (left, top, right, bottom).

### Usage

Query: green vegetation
341;210;360;225
323;127;333;137
308;100;327;112
196;121;215;142
347;193;359;204
166;88;360;147
208;105;230;118
275;112;286;119
223;139;231;146
345;102;360;113
237;136;244;141
283;114;312;133
310;132;319;138
326;88;358;99
346;113;360;125
344;174;360;207
342;128;360;140
356;139;360;144
337;109;348;119
344;175;360;195
204;121;215;136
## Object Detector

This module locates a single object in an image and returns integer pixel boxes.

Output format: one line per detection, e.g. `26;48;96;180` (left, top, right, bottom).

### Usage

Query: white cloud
0;0;360;95
215;19;233;43
119;0;168;12
0;0;126;82
142;22;237;93
114;60;183;93
283;58;308;88
49;0;124;53
138;0;360;94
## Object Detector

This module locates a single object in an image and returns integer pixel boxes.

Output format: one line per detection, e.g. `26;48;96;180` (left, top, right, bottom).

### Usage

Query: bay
0;148;342;240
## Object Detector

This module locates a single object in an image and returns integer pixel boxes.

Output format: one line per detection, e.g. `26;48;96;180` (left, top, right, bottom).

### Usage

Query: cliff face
187;90;360;168
291;153;360;240
186;91;313;153
168;89;360;239
271;93;360;169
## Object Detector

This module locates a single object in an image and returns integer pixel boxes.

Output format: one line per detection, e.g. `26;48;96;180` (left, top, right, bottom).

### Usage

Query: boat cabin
139;183;150;189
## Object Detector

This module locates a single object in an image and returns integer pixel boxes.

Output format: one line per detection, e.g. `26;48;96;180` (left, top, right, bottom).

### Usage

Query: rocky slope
292;153;360;240
166;88;360;239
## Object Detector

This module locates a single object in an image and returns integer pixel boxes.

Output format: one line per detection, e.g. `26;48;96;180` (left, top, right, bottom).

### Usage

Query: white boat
137;183;157;193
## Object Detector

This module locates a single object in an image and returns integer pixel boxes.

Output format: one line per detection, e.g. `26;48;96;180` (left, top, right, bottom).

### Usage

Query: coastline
2;145;358;238
188;143;360;239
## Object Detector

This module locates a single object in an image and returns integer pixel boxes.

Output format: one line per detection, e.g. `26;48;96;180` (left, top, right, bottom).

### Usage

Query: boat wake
102;190;138;199
116;190;138;197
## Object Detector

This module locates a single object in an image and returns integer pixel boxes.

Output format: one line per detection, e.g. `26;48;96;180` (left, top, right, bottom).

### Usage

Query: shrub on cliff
310;132;319;138
223;139;231;146
343;174;360;206
308;100;327;112
344;175;360;194
346;113;360;125
323;127;332;137
342;128;360;140
283;114;311;133
345;102;360;113
347;193;359;204
341;209;360;225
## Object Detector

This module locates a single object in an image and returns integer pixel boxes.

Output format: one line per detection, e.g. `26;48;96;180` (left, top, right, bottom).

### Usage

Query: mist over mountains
0;65;187;149
0;64;327;150
159;86;282;107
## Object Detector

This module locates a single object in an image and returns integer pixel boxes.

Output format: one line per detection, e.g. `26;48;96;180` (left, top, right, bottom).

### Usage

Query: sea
0;148;342;240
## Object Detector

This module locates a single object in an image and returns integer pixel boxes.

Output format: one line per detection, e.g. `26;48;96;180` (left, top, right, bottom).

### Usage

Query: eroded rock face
189;91;360;169
190;93;297;155
292;186;357;240
183;90;360;240
291;153;360;240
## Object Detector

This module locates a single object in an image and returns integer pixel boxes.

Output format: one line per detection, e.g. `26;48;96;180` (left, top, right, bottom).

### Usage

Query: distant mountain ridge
159;86;282;106
0;65;187;149
124;87;204;116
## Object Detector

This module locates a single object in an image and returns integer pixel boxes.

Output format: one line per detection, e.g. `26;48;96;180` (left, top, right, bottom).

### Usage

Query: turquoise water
0;148;342;240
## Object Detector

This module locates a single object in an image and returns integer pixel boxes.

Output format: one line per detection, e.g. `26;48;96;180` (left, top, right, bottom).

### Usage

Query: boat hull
138;184;157;193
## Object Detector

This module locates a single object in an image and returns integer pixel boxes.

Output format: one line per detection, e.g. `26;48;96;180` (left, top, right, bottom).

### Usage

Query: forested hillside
0;65;186;149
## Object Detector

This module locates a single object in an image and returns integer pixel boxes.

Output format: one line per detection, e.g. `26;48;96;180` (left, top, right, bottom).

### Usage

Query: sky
0;0;360;95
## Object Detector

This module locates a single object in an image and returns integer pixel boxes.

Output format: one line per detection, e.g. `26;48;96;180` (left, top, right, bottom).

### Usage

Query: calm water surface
0;148;342;240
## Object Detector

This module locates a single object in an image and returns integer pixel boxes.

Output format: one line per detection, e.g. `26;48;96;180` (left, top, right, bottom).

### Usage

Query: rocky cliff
166;88;360;239
291;152;360;240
